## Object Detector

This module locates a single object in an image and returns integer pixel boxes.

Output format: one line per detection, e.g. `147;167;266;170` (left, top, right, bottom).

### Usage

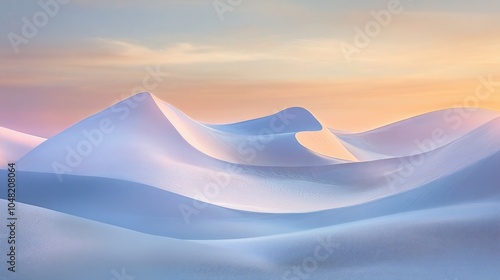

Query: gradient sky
1;0;499;137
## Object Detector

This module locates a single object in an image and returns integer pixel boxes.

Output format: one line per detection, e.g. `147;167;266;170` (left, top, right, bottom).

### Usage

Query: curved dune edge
150;93;343;165
295;128;358;162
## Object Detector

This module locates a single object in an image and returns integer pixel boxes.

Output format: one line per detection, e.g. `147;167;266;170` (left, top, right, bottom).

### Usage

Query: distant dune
0;126;45;166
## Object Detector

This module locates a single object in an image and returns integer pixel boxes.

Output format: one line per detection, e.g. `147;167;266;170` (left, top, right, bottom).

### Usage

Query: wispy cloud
91;38;271;65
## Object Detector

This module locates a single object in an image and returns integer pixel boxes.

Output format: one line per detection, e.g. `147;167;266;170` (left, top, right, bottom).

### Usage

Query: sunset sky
1;0;499;137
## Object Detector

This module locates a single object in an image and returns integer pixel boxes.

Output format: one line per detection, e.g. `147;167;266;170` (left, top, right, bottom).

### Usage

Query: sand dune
2;92;500;280
334;108;500;160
